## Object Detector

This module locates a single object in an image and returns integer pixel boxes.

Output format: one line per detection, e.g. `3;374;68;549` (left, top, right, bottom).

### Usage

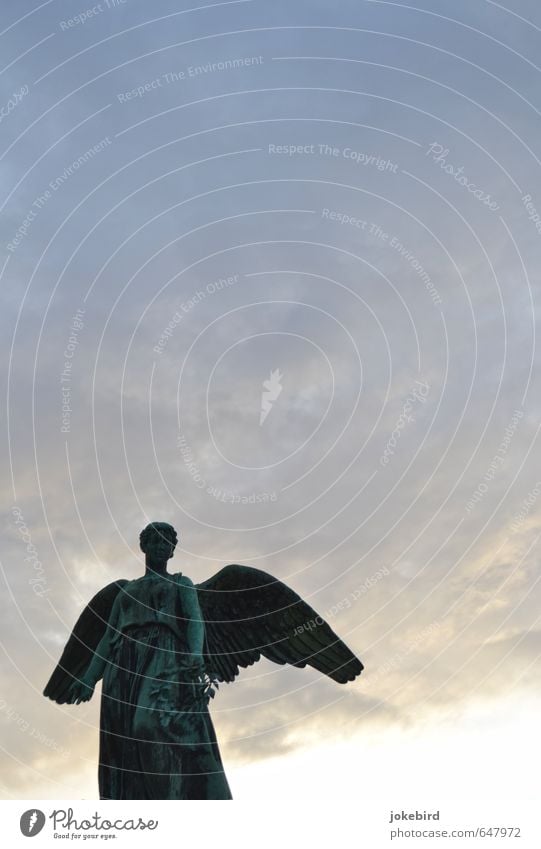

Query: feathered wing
196;565;363;685
43;579;129;704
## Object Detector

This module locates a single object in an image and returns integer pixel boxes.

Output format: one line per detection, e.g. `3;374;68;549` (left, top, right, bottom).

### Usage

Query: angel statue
44;522;363;799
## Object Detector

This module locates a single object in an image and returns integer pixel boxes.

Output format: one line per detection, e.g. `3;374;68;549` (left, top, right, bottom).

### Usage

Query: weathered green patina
44;522;363;799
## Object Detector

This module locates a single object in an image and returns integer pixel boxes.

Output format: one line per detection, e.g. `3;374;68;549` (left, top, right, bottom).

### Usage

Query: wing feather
196;565;363;684
43;579;129;704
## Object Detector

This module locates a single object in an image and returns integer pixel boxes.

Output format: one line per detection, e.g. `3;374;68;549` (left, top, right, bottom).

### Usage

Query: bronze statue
44;522;363;799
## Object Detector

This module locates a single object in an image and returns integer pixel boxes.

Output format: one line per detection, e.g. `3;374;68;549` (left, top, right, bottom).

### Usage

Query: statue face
145;526;176;562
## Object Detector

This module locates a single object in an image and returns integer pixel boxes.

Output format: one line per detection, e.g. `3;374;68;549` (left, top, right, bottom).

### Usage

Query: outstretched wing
43;579;128;704
196;565;363;684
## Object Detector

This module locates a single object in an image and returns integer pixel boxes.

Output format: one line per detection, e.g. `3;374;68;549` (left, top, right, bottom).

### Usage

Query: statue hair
139;522;178;553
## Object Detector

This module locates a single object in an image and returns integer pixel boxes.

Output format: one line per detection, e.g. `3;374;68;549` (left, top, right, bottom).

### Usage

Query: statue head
139;522;178;565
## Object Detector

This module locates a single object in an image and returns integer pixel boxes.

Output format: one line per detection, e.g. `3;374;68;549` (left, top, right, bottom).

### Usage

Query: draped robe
97;572;232;800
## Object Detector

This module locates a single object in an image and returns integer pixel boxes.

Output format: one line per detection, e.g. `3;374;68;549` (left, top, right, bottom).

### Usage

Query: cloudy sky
1;0;540;800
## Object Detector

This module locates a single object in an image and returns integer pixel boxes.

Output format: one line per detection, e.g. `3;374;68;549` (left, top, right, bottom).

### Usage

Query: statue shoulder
176;573;194;588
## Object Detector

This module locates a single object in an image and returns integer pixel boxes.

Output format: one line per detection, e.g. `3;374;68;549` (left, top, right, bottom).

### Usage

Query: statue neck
144;557;169;576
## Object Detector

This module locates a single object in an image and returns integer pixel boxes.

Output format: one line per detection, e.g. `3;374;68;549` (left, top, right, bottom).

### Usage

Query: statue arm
179;576;205;663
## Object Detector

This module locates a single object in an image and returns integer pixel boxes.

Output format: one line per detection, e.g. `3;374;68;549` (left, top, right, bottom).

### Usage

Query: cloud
1;0;540;800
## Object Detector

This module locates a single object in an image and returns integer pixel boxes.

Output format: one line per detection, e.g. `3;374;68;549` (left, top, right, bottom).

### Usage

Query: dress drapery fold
97;573;232;800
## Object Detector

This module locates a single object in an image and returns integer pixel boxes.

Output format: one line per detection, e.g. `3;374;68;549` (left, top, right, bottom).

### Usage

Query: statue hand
185;658;220;700
184;655;205;678
66;675;95;704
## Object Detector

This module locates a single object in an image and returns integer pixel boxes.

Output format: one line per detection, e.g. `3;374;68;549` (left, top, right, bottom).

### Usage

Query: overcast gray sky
1;0;540;800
